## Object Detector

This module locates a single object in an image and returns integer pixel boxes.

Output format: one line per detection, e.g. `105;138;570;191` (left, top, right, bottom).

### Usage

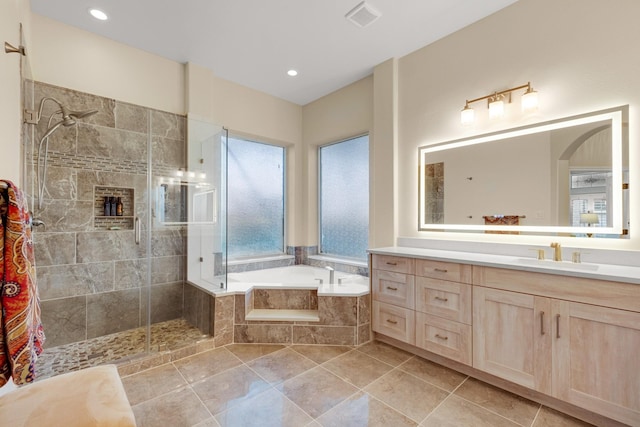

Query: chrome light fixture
461;82;538;125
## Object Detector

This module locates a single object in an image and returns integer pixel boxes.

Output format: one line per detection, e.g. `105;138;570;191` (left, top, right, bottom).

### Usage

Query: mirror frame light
418;106;625;236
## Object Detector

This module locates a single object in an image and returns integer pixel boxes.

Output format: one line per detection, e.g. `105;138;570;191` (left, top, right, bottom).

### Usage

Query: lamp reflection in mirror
580;212;599;237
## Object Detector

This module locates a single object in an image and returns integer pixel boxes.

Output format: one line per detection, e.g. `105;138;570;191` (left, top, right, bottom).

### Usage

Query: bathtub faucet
325;266;335;284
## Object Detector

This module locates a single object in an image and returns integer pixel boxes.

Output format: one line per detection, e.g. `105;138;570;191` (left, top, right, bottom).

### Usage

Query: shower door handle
134;217;141;245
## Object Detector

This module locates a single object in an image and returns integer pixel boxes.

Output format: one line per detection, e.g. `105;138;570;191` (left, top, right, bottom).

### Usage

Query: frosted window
227;137;284;259
320;135;369;260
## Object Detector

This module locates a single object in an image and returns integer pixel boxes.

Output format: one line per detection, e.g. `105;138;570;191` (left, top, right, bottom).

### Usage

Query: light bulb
489;99;504;119
461;105;475;125
521;88;539;112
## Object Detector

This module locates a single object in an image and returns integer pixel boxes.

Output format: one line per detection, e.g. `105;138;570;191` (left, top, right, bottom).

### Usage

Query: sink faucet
325;266;335;284
550;242;562;261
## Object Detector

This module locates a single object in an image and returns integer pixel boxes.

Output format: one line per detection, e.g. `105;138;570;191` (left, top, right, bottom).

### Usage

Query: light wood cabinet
552;300;640;426
416;312;472;365
372;301;415;344
473;286;551;393
371;252;640;425
416;277;471;324
372;269;415;309
474;272;640;426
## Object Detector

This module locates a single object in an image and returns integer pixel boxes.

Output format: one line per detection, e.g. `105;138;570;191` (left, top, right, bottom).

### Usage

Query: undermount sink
515;258;600;271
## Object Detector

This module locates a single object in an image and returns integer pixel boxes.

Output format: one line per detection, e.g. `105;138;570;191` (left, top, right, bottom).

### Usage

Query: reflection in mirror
418;106;628;237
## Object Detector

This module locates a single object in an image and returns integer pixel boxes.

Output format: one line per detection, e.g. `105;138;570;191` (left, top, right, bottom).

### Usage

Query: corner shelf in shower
93;186;135;231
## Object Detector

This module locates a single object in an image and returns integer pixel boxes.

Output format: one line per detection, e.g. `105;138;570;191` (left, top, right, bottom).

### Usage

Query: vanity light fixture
461;82;538;125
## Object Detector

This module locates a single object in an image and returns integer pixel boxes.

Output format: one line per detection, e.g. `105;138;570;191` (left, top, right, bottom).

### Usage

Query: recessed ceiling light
287;69;298;77
89;8;108;21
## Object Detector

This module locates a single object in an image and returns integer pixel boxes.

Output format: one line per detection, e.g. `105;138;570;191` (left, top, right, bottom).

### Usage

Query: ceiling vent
345;1;381;28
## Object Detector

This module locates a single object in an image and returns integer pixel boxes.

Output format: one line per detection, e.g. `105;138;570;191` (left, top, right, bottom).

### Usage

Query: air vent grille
345;1;381;28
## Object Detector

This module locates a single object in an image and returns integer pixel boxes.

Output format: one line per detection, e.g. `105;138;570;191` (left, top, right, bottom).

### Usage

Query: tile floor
120;341;595;427
37;319;209;380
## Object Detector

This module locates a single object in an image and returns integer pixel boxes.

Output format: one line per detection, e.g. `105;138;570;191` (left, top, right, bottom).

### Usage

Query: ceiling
29;0;518;106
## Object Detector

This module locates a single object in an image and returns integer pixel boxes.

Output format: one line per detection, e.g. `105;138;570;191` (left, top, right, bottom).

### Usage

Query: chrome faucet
325;266;335;284
550;242;562;261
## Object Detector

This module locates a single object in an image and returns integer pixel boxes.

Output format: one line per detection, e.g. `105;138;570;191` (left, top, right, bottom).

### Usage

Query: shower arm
25;97;63;125
24;97;77;125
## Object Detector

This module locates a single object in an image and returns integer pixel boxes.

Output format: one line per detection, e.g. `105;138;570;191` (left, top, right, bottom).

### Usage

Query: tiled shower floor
36;319;209;380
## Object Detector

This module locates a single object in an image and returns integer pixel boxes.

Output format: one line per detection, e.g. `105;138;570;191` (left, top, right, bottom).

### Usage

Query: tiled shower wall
27;81;188;348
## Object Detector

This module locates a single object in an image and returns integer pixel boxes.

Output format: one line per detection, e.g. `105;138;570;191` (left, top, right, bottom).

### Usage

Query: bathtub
224;265;369;296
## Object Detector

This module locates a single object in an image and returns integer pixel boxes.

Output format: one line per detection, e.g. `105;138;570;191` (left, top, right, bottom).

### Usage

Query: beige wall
30;14;185;114
396;0;640;250
301;76;374;247
0;0;31;184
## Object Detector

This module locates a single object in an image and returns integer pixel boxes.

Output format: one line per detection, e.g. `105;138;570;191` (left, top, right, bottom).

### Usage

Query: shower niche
93;186;135;230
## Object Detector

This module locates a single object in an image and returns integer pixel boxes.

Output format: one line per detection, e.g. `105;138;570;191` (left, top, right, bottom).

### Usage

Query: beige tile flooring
121;341;595;427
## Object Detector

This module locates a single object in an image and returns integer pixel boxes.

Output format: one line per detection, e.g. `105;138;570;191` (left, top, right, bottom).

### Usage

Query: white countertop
369;246;640;285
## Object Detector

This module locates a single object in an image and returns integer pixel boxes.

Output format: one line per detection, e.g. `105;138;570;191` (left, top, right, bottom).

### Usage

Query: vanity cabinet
473;267;640;426
371;252;640;426
473;286;552;393
372;255;416;344
372;255;473;365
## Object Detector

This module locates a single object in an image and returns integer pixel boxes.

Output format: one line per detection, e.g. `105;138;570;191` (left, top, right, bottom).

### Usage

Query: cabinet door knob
540;311;545;335
435;334;449;341
556;314;561;338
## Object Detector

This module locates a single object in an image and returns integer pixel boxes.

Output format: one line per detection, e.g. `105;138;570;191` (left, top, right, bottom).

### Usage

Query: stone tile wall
228;289;371;346
28;81;188;348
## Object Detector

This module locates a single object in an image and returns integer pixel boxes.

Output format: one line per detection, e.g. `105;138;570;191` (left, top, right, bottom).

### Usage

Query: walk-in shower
26;97;98;210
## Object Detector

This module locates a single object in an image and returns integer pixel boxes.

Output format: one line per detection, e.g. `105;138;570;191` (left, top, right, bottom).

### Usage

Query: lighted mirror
418;106;629;237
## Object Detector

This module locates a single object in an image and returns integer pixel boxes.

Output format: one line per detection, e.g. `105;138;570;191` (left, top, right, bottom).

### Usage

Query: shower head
31;97;99;127
69;109;99;120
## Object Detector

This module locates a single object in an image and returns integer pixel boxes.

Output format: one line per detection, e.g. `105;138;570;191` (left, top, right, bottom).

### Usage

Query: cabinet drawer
373;301;415;344
415;259;471;284
415;277;471;324
372;254;415;274
372;269;415;309
415;312;471;366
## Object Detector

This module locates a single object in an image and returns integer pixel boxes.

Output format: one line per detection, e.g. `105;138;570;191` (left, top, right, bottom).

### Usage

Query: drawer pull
386;262;398;266
386;319;398;325
435;334;449;341
434;296;449;302
434;268;448;273
540;311;545;335
386;286;398;291
556;314;561;339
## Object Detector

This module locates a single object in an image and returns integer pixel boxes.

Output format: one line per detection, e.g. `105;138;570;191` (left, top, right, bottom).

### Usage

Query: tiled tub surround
188;265;372;347
27;81;190;351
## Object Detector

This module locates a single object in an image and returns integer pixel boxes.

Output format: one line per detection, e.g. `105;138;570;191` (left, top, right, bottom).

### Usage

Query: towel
0;179;45;386
484;215;521;235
